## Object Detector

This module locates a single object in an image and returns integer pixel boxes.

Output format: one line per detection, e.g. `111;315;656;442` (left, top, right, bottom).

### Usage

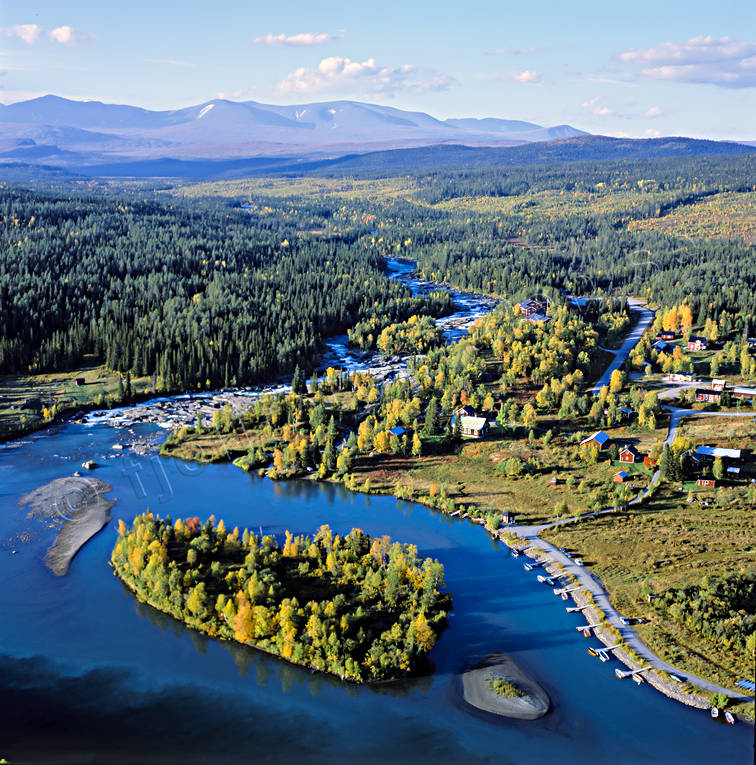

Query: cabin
747;338;756;349
695;388;721;404
710;378;726;391
580;430;610;451
732;386;756;402
694;445;743;464
519;298;548;318
668;372;694;383
697;478;716;488
687;336;709;351
652;340;674;353
454;405;475;418
451;414;489;438
658;331;676;341
619;445;640;463
388;426;406;438
502;512;516;525
604;405;633;421
613;470;630;483
549;476;562;486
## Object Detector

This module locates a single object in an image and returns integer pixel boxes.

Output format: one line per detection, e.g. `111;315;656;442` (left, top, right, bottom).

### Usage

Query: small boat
537;575;555;585
510;549;520;558
561;593;568;601
669;674;683;683
724;711;735;725
582;629;591;638
587;647;599;657
523;563;533;571
632;673;644;685
710;707;719;719
598;650;610;663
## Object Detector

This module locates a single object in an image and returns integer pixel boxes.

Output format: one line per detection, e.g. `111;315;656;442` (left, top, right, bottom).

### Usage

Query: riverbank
18;476;116;576
500;532;754;722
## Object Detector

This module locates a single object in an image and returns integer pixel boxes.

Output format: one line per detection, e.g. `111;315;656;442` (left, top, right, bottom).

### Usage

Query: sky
1;0;755;140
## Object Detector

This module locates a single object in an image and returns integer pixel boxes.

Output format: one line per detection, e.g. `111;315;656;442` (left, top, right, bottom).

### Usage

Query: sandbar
19;476;116;576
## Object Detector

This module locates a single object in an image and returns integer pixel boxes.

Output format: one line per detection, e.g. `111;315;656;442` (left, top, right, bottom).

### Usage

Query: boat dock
553;585;581;596
615;666;652;680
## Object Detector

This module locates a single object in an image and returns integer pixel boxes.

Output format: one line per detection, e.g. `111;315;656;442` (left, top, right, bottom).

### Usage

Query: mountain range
0;95;586;165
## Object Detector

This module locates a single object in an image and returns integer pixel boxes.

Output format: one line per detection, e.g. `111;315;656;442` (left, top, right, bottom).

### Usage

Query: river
0;262;751;764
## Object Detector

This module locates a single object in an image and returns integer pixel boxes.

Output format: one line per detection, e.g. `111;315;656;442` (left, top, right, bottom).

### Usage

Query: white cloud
253;32;343;47
582;95;613;116
275;56;453;96
500;70;542;83
6;24;43;44
49;26;92;45
619;35;756;88
644;105;662;117
4;24;92;46
644;128;661;137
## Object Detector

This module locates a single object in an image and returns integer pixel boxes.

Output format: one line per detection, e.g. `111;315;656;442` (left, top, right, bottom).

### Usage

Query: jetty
615;666;652;680
553;585;580;596
576;622;600;633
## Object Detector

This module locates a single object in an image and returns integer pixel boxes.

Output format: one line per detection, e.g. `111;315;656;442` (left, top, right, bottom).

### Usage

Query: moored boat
587;647;599;657
632;673;643;685
598;650;610;663
710;707;719;719
724;711;735;725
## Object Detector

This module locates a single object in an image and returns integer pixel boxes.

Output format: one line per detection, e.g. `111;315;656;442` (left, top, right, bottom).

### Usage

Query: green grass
542;481;756;696
0;359;154;441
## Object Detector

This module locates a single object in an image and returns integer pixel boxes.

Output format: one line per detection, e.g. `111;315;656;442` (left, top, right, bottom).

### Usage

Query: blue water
0;422;752;764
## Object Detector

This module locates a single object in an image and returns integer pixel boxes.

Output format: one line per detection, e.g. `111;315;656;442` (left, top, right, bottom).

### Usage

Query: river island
111;513;451;682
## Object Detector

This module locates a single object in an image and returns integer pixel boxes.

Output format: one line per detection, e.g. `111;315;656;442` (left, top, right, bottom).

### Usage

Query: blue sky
2;0;755;139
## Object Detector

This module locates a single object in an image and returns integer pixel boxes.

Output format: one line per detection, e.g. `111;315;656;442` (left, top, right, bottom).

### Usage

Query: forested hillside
0;188;442;387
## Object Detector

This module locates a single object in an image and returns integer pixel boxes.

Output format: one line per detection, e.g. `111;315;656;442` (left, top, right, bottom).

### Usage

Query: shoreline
498;530;754;722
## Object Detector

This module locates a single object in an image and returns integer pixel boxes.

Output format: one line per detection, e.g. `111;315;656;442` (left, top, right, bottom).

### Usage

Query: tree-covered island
111;512;450;682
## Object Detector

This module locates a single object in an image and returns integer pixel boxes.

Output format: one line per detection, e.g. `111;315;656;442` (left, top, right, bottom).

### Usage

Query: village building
518;298;548;318
693;445;743;464
388;426;406;438
613;470;630;483
697;478;716;488
658;331;676;341
454;405;476;418
710;378;726;391
502;512;516;525
695;388;722;404
579;430;610;450
732;386;756;402
668;372;694;383
451;415;489;439
652;340;674;353
687;335;709;351
619;444;640;463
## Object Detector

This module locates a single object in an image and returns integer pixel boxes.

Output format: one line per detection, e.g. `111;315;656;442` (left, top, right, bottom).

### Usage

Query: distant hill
0;95;586;166
29;134;751;180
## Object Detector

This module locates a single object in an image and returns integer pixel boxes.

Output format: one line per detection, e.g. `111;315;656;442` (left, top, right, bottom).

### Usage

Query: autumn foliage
111;513;450;682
